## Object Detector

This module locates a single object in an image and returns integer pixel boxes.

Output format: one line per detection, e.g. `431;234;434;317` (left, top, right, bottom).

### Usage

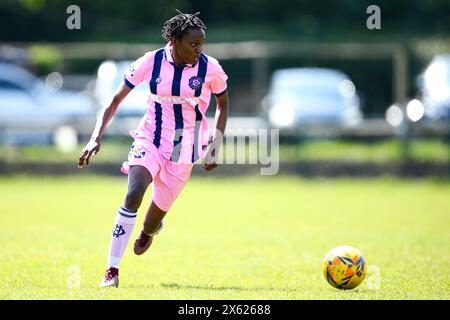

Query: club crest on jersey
156;76;162;84
189;76;204;90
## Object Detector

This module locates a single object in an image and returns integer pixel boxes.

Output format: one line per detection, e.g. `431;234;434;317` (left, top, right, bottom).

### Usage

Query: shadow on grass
161;282;302;292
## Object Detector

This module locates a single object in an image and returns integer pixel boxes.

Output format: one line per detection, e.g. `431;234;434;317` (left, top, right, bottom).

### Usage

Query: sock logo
112;224;126;238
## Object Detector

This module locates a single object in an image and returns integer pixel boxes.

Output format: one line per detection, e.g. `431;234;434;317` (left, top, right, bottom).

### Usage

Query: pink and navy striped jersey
123;42;228;164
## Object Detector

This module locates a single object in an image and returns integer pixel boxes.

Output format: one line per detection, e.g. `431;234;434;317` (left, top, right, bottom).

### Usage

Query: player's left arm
204;90;229;171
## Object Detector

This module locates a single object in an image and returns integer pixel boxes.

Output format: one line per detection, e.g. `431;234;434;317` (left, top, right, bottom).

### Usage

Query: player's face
172;28;205;65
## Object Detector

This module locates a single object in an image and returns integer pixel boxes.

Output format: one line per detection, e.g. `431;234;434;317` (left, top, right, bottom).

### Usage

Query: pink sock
107;206;137;268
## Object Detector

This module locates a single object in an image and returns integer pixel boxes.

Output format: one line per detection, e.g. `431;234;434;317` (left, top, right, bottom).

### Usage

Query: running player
78;10;229;288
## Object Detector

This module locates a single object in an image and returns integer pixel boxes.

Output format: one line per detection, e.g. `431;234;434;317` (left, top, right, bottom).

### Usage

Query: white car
94;60;148;118
418;54;450;121
262;68;363;129
0;62;95;147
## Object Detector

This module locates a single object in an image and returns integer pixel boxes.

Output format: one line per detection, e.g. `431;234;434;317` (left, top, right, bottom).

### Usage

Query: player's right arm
78;83;132;168
78;51;152;168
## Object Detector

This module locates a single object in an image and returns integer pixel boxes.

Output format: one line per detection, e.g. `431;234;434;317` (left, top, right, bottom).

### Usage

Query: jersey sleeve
123;52;151;89
210;62;228;96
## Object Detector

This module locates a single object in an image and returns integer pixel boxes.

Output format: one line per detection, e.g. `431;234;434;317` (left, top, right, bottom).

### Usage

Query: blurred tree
18;0;46;12
29;44;62;74
0;0;449;42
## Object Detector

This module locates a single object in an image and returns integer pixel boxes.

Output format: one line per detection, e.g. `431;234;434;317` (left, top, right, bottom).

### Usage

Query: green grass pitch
0;175;449;299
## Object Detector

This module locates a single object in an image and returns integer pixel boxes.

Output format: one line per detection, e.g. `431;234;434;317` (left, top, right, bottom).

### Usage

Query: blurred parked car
416;54;450;121
262;68;363;130
94;60;148;118
0;62;95;148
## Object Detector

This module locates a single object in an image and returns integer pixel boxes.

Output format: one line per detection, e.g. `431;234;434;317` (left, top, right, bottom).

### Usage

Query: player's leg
134;161;194;255
100;165;152;287
134;201;167;255
143;201;167;234
123;165;153;211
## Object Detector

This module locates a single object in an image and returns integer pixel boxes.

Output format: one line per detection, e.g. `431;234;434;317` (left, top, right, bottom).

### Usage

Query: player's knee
124;184;147;211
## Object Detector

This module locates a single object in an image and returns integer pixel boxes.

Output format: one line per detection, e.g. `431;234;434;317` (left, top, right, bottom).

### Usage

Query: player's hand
203;162;218;171
78;138;101;168
203;142;219;171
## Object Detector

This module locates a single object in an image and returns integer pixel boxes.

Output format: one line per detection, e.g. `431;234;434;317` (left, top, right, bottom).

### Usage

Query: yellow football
323;245;367;290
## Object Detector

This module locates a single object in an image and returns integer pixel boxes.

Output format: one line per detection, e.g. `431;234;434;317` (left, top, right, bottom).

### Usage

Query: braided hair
162;10;206;42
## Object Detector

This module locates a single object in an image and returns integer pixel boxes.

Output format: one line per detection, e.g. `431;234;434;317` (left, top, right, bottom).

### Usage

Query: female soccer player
78;11;228;288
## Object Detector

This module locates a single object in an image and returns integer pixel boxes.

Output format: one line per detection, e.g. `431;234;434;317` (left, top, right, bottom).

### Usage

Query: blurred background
0;0;449;177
